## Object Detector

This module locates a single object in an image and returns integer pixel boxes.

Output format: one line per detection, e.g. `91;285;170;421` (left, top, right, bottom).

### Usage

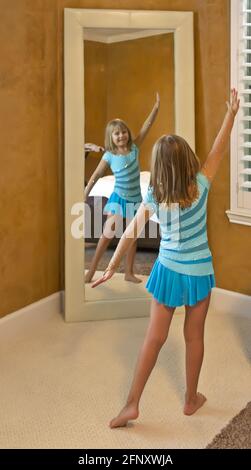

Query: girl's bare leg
85;214;120;283
124;240;142;283
183;292;211;415
110;299;175;428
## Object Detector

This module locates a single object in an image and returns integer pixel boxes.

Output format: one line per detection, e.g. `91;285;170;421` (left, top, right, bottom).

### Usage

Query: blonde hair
150;134;201;209
104;119;133;153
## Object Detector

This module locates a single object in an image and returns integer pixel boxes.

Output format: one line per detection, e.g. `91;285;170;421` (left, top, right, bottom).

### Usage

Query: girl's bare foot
109;403;139;428
183;392;207;416
124;274;142;283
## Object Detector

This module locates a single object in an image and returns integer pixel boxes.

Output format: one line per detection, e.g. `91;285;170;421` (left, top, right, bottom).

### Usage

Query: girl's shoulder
102;150;113;164
196;171;211;190
104;143;138;159
142;186;157;213
143;185;155;203
132;142;139;153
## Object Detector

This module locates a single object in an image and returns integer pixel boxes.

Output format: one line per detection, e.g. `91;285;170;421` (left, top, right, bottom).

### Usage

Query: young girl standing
84;93;160;283
92;89;240;427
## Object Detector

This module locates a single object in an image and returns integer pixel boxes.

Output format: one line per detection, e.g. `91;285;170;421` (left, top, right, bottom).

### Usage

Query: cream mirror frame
64;8;195;322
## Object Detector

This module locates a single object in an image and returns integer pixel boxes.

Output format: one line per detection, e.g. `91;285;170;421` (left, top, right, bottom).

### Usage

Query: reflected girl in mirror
84;93;160;284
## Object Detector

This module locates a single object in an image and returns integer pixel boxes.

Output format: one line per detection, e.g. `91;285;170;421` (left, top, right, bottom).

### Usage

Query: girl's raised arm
91;203;153;288
134;93;160;147
201;89;240;182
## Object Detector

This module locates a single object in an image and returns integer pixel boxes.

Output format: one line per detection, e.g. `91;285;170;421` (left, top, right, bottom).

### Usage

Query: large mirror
64;9;195;322
84;28;174;300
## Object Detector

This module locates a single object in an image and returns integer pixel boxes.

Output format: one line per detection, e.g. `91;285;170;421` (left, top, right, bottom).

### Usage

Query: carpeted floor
85;245;158;275
84;246;251;449
206;401;251;449
0;300;250;449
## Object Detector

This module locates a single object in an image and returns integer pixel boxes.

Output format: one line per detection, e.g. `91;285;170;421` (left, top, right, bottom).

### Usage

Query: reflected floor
85;270;151;301
85;244;158;276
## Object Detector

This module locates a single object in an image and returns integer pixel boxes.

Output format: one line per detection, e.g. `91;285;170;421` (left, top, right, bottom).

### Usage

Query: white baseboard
0;292;63;324
0;287;250;324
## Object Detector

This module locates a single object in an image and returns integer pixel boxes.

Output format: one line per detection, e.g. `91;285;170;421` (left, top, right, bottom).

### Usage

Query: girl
92;89;240;427
84;93;160;283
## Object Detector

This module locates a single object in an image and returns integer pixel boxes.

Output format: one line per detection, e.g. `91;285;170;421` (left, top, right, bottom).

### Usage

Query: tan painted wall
106;34;174;168
84;40;108;179
0;0;250;318
0;0;60;318
84;33;174;180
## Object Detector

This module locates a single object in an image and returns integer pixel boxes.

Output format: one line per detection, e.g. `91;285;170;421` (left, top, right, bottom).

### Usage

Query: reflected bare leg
110;299;175;428
124;240;142;283
183;293;211;415
85;214;118;283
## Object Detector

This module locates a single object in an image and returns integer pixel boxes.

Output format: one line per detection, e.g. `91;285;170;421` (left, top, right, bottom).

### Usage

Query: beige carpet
0;301;250;449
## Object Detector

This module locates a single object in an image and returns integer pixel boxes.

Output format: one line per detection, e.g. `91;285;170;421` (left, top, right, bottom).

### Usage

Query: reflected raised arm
134;92;160;147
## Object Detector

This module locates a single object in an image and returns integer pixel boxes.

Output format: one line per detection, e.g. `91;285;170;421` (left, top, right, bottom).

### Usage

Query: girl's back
144;171;213;276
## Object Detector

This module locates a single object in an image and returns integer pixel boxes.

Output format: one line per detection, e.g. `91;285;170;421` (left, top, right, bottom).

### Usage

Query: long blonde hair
150;135;201;209
104;119;133;153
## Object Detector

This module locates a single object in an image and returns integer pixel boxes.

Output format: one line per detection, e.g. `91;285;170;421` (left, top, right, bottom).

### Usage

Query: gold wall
0;0;60;317
0;0;250;318
84;40;108;179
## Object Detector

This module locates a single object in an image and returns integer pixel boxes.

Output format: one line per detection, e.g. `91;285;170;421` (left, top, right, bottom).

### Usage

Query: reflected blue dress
102;143;142;219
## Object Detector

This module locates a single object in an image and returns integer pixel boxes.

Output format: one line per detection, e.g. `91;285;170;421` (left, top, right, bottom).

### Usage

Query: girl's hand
84;143;104;153
91;268;115;288
226;89;240;116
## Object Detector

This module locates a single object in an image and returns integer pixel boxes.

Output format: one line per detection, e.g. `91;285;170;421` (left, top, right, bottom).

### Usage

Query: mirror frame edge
64;8;195;322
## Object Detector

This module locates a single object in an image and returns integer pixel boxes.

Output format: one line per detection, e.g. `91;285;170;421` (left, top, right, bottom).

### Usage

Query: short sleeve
132;143;139;156
197;172;211;190
142;186;157;214
102;151;111;166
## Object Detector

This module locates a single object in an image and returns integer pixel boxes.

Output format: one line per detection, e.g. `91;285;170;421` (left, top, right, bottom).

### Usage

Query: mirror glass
83;28;175;301
64;8;194;321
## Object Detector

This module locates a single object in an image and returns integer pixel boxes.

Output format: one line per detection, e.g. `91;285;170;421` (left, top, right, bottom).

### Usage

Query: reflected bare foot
84;271;94;283
109;403;139;428
124;274;142;283
183;392;207;416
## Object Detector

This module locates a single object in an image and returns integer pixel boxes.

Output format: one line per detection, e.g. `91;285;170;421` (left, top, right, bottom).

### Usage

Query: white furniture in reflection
89;171;159;223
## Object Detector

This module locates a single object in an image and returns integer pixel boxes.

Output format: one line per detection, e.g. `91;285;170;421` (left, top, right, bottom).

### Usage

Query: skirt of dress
146;258;216;308
103;191;141;219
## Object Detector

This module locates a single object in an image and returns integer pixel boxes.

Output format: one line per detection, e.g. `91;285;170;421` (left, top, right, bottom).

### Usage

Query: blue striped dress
102;143;142;219
143;172;215;307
